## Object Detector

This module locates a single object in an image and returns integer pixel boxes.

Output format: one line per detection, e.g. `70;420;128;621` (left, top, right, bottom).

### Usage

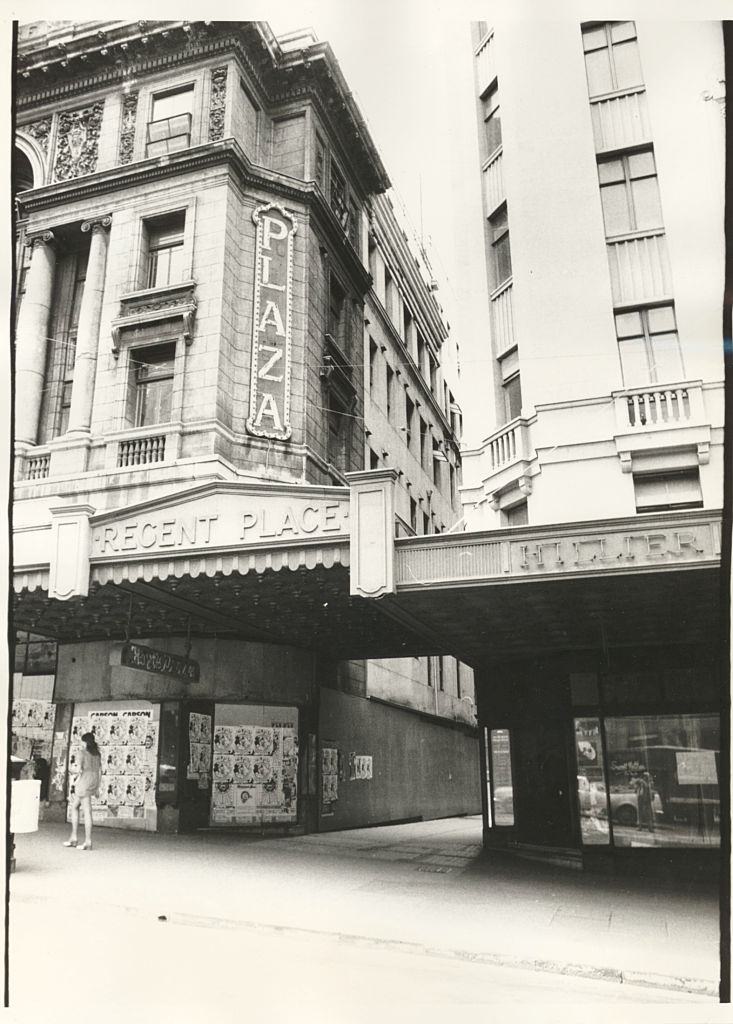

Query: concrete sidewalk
10;815;721;999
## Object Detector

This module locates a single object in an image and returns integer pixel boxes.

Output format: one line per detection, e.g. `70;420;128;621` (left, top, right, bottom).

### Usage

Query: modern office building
461;20;725;869
12;19;478;835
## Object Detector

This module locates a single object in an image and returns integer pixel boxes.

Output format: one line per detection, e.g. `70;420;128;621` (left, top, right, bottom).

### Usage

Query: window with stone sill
369;337;378;395
502;373;522;423
419;416;428;468
38;243;88;445
386;363;395;421
315;133;327;192
582;22;644;97
633;469;702;514
328;273;353;359
405;393;415;450
146;86;194;158
503;500;528;527
598;149;663;236
131;343;176;428
145;212;186;290
481;83;502;160
490;205;512;287
615;305;683;386
326;389;352;473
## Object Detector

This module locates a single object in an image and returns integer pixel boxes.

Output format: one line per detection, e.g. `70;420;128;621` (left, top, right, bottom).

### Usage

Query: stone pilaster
66;216;112;436
15;230;56;448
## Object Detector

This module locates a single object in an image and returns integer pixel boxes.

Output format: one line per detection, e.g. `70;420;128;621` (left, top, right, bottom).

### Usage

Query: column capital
27;229;55;249
81;215;112;235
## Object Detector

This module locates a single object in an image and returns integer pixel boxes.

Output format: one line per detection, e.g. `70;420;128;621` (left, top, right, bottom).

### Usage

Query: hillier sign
512;528;713;574
91;492;350;557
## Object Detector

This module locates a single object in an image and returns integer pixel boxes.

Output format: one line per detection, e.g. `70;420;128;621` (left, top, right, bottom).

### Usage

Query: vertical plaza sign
247;202;297;441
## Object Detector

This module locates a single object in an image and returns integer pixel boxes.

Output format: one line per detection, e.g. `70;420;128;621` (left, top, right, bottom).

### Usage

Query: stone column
66;216;112;436
15;231;56;447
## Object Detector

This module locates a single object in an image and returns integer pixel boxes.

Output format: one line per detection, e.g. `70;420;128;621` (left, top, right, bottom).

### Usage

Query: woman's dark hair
81;732;100;757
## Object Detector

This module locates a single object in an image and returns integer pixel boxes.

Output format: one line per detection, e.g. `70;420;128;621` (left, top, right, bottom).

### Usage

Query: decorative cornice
17;23;389;196
112;281;197;354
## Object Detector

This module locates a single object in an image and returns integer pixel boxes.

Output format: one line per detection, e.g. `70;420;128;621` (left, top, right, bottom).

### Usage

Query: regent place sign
91;492;350;557
246;203;297;442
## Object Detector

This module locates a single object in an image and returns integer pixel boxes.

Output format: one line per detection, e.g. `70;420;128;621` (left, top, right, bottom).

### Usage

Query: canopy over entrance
13;473;723;666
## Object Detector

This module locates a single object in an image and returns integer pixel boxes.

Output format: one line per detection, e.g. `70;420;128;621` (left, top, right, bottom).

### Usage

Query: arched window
14;147;35;196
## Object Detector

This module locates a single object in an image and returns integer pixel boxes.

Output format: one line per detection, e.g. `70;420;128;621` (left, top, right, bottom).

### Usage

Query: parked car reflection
577;775;663;826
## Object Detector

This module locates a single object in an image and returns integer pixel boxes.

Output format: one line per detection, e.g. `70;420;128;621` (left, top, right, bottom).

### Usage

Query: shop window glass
157;702;180;804
574;718;610;845
604;714;719;848
490;727;515;826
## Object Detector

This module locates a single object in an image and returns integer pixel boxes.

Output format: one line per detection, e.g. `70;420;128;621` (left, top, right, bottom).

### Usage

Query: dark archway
14;147;35;196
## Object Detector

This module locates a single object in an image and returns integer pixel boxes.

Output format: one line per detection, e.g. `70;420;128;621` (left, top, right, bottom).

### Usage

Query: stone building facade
12;20;478;834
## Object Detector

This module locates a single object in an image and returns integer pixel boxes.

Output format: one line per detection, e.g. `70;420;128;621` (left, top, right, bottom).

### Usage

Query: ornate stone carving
112;282;197;355
209;66;228;142
21;116;52;155
27;230;55;249
81;215;112;235
118;92;138;165
53;101;104;182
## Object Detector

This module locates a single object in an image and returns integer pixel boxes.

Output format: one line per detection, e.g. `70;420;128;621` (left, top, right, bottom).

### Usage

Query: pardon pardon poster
67;707;159;824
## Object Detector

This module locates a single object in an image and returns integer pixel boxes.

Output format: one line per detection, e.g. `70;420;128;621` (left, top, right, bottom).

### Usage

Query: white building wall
463;19;725;530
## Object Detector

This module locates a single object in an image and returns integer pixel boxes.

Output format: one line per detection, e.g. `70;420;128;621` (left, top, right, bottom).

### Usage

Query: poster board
11;698;55;766
675;750;718;786
321;745;339;814
67;701;159;829
210;704;298;826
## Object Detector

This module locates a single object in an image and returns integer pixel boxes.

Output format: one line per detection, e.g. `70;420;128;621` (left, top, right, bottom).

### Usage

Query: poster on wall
210;705;299;826
321;746;339;815
67;707;159;826
12;699;56;767
349;753;373;781
676;750;718;785
188;713;212;783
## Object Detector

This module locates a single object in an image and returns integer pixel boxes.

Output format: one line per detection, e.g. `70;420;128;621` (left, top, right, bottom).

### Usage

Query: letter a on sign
247;203;297;441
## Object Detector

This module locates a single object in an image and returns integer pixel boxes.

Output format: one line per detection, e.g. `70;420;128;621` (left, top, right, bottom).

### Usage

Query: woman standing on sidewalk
64;733;102;851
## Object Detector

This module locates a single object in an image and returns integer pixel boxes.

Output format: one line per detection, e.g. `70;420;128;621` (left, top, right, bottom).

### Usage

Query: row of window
583;22;685;388
483;74;520;427
368;236;458;426
368;340;457;494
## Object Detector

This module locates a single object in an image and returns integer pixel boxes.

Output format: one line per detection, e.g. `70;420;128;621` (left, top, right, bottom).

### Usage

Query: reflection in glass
490;728;514;826
604;714;719;848
575;718;610;845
